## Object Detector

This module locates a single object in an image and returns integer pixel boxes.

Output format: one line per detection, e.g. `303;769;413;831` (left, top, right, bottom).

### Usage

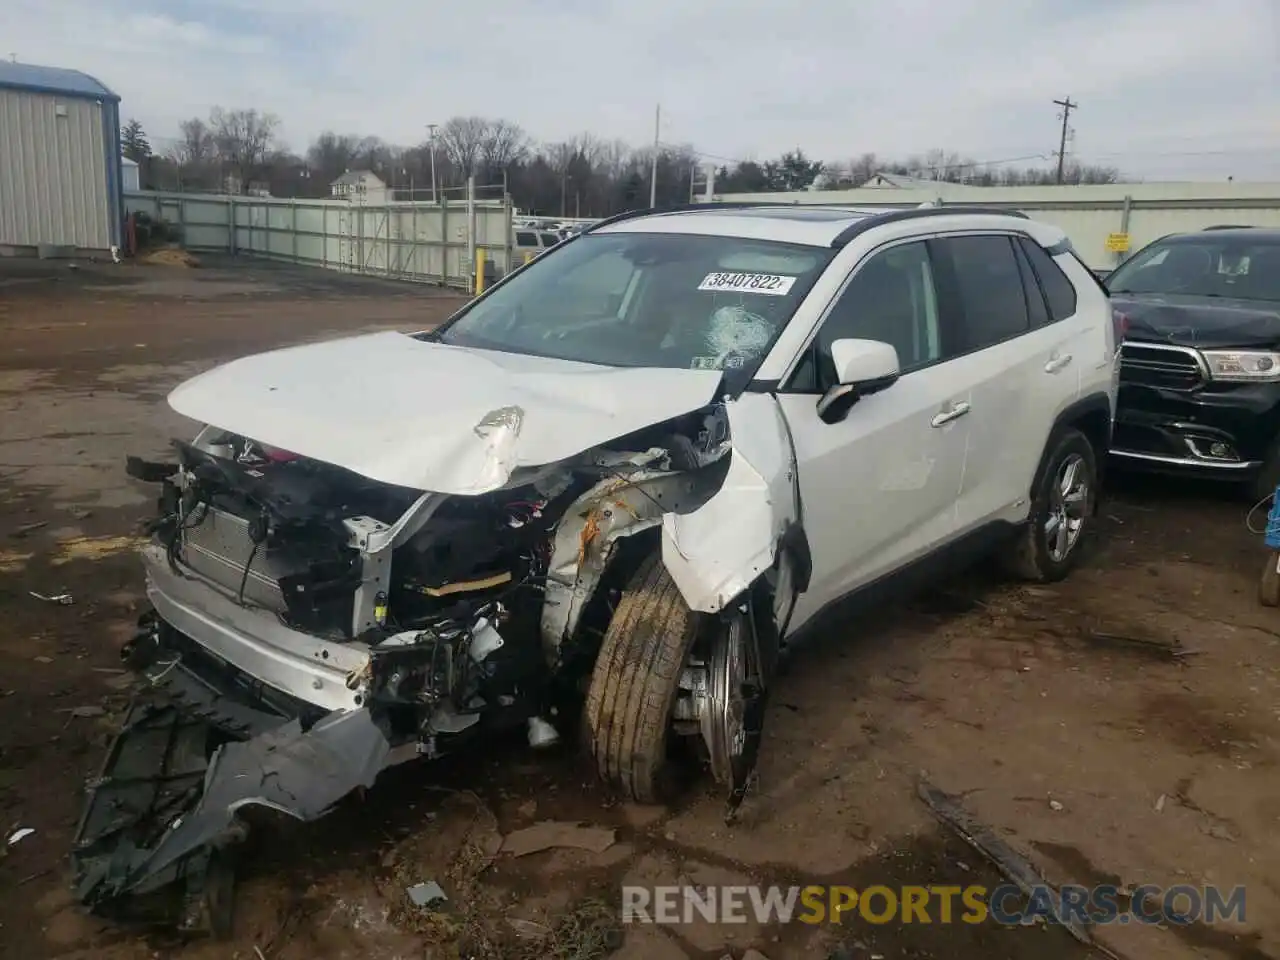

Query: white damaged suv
78;204;1118;923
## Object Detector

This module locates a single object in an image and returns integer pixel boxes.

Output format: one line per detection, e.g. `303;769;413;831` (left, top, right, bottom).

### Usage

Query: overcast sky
9;0;1280;181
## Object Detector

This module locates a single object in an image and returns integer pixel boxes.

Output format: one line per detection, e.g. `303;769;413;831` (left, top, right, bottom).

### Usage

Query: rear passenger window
1018;237;1078;321
936;236;1029;351
515;231;536;245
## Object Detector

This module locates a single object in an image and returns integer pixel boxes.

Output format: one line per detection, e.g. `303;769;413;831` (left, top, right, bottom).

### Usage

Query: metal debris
406;881;448;907
917;780;1125;959
7;827;35;846
10;521;49;538
29;591;74;605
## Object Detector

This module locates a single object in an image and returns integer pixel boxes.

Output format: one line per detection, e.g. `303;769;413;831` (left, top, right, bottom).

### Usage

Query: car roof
592;204;1037;248
1169;227;1280;243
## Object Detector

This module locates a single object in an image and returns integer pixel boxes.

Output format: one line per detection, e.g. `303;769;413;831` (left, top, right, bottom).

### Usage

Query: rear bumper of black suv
1110;343;1280;484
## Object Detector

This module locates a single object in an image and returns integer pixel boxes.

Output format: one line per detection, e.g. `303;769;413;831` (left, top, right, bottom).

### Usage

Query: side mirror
816;339;901;424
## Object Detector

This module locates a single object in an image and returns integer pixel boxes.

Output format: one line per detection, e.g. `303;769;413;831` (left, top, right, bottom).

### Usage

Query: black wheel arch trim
1029;392;1113;499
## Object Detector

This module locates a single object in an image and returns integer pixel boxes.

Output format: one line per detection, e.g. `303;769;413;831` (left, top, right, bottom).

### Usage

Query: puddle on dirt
50;535;145;565
0;548;33;572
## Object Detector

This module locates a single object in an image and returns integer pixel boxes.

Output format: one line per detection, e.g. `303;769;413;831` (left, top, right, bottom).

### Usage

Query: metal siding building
0;61;122;253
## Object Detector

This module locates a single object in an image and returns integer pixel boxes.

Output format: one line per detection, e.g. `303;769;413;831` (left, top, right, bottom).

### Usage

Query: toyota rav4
75;204;1118;928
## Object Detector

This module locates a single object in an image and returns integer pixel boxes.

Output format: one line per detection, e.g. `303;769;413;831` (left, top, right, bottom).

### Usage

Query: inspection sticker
698;272;797;296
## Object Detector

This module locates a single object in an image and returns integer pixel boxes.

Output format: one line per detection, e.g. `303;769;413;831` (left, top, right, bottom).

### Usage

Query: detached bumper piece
72;700;232;934
71;614;391;935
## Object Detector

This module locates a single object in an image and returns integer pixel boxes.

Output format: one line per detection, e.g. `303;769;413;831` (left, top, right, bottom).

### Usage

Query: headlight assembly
1201;349;1280;382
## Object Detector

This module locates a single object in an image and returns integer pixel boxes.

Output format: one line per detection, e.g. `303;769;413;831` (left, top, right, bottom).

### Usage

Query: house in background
858;172;960;189
330;169;390;204
222;173;272;197
121;155;140;192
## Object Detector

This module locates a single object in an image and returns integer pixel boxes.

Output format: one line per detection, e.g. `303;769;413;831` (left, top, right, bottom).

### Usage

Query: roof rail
583;201;1030;247
581;200;818;234
829;205;1029;249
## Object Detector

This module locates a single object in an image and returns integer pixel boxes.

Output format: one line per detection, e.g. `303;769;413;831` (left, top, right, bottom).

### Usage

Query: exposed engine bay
73;396;798;932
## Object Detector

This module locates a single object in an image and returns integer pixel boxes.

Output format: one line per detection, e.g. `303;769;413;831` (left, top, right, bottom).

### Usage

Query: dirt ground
0;255;1276;960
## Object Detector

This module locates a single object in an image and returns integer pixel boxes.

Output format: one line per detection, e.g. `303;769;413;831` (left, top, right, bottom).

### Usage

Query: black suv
1108;227;1280;501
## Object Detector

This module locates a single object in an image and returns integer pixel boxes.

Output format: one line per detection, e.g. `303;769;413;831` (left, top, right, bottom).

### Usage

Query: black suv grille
1119;343;1204;390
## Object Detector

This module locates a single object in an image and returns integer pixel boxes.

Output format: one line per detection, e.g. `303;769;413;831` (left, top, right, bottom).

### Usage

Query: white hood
167;331;725;494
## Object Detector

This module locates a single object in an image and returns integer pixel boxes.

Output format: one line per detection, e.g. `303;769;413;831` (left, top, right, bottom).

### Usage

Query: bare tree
306;131;362;182
172;118;216;166
437;116;491;179
480;119;529;177
209;108;280;189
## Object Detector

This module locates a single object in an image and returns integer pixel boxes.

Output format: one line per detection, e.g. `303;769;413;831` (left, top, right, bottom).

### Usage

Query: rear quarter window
515;231;536;245
1018;237;1078;321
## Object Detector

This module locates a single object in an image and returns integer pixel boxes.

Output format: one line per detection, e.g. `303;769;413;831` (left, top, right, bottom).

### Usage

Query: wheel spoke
1059;458;1081;497
1044;513;1062;538
1053;517;1071;558
1063;488;1089;519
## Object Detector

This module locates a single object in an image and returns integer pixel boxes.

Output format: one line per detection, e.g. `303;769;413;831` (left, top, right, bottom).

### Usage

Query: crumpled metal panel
165;331;726;493
662;393;799;612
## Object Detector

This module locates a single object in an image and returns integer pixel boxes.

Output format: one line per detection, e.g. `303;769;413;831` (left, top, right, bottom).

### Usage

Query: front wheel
1001;428;1099;582
582;554;700;803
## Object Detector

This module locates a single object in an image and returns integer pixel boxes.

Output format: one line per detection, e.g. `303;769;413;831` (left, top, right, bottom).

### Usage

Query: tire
1001;427;1099;583
582;553;701;802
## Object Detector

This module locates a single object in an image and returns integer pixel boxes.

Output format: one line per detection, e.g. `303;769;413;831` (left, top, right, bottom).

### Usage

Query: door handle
1045;353;1073;374
931;401;971;427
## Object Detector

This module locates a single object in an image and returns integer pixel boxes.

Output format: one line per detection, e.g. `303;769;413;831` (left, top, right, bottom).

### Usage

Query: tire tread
583;554;699;802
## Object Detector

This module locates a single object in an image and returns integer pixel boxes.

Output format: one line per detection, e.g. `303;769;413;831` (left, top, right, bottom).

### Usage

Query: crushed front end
73;403;752;929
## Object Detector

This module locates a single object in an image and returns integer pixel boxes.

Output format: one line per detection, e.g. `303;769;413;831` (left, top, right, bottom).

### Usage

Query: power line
1053;96;1078;185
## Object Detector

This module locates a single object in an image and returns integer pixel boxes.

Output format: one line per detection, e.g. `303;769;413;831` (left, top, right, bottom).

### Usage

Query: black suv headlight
1201;349;1280;383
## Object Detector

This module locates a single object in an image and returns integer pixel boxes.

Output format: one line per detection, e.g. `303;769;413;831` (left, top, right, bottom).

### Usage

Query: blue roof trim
0;61;119;101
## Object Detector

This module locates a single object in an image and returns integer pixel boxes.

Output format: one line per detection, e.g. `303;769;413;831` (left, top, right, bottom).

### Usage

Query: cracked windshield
2;3;1277;960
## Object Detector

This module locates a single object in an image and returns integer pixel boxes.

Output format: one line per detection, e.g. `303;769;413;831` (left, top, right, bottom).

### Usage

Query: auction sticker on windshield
698;272;798;296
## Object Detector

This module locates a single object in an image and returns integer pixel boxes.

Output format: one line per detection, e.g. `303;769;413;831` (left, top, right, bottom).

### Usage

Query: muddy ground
0;255;1276;960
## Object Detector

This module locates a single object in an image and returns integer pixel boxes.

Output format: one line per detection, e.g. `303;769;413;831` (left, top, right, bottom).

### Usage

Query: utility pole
649;104;660;208
1053;96;1077;185
426;123;438;203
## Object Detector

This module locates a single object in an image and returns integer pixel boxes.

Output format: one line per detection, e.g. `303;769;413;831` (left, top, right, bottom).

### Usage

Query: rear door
930;234;1087;533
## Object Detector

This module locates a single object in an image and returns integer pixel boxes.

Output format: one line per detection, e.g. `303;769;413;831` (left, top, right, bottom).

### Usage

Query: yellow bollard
474;249;486;295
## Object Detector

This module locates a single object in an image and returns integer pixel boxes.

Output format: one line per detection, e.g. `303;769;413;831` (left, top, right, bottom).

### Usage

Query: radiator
177;505;316;614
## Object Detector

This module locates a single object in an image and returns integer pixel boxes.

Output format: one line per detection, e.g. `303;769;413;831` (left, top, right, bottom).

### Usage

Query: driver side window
792;241;944;391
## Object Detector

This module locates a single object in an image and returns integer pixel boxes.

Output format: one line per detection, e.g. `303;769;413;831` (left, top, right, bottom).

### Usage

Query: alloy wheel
1045;453;1090;563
